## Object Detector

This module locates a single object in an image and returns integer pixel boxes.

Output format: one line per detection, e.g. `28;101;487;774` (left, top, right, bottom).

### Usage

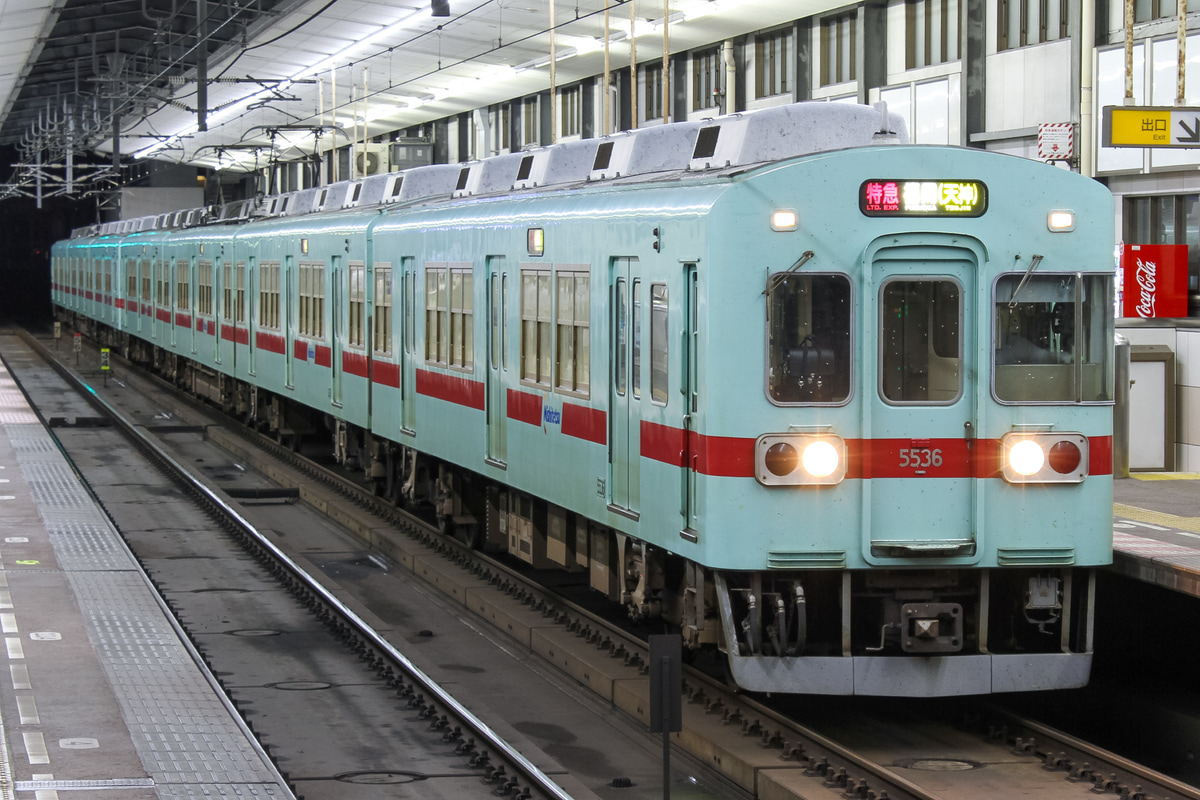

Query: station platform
0;362;291;797
1113;475;1200;597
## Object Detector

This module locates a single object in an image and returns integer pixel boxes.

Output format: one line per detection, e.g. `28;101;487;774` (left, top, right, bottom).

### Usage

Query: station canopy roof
0;0;833;175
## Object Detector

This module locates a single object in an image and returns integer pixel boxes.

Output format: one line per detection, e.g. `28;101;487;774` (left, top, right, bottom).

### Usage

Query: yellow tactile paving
1115;502;1200;535
1130;472;1200;480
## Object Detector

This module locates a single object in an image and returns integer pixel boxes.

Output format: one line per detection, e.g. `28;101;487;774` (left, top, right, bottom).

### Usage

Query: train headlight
1047;210;1075;232
1001;432;1089;484
1007;440;1045;476
756;433;847;486
801;440;840;478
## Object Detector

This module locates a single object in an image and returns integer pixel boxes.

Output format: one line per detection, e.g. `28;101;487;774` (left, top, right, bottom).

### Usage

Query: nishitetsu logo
1135;257;1157;318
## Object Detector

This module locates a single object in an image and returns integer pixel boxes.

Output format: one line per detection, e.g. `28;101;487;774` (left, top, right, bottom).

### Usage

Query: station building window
559;85;582;138
522;97;540;146
644;61;664;121
692;48;720;111
1129;0;1200;23
820;12;857;87
755;28;790;99
997;0;1066;50
906;0;959;68
1125;194;1200;298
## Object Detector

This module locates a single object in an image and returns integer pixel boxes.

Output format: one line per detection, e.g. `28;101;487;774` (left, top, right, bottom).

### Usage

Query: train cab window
880;279;961;404
767;273;852;404
993;273;1114;403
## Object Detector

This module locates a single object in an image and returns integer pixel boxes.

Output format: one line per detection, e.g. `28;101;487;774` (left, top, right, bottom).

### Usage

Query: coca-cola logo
1135;257;1157;318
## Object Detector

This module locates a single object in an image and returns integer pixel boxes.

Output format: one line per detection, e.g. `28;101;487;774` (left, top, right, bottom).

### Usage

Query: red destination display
1120;243;1189;318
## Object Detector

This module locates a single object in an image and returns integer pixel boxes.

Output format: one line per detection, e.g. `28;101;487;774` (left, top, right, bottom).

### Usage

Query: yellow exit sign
1103;106;1200;147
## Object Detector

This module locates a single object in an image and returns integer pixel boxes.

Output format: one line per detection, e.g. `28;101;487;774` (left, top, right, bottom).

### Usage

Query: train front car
704;146;1114;696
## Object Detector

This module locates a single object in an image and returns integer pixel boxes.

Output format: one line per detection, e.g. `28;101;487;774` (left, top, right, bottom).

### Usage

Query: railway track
20;324;1200;800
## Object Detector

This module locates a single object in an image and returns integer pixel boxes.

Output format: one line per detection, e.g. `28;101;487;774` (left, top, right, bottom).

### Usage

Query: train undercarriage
71;316;1096;695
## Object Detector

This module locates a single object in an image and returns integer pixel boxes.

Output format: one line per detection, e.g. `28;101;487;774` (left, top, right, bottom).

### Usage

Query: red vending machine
1120;243;1189;318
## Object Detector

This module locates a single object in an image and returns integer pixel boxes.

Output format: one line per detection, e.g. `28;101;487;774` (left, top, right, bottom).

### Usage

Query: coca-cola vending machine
1120;243;1189;318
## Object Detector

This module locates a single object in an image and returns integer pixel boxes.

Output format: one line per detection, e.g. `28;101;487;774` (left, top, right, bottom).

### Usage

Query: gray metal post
1113;333;1131;478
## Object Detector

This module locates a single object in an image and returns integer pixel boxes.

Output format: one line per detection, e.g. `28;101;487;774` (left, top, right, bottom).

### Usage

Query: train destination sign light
860;179;987;217
1103;106;1200;148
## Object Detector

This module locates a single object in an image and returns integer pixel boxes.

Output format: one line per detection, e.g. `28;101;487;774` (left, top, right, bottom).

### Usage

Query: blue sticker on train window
860;180;987;217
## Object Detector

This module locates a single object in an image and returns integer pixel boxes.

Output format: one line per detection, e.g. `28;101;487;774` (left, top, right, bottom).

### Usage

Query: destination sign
860;180;987;217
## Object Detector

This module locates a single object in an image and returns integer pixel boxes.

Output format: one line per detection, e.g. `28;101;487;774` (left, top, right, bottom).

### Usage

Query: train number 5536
899;448;943;468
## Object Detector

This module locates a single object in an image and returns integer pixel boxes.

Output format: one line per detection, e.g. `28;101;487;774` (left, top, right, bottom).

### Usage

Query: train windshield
766;273;852;404
993;273;1114;403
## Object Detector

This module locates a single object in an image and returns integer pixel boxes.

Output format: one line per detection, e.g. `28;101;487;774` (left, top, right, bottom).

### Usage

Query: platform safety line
1115;502;1200;535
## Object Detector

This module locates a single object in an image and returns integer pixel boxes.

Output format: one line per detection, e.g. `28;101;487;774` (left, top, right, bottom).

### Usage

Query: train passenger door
248;257;257;375
863;239;982;561
485;256;507;465
609;257;641;516
285;255;295;388
681;265;699;536
331;255;343;406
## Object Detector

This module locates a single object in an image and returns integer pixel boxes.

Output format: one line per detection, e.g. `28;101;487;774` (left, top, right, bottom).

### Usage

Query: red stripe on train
373;361;400;388
642;430;1113;479
508;389;542;425
255;331;286;354
562;403;606;444
417;369;485;410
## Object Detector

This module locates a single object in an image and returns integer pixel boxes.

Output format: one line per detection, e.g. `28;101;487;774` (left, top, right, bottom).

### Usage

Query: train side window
767;273;852;404
650;283;669;405
879;278;961;405
259;261;281;329
236;262;246;324
176;260;190;310
141;260;151;304
374;266;393;356
555;267;589;397
348;262;366;348
448;265;473;369
993;273;1114;403
223;262;234;322
631;280;642;399
521;268;553;387
198;259;214;316
426;264;448;364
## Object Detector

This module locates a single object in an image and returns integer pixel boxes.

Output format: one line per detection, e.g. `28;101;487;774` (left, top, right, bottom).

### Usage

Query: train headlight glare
1047;210;1075;231
1008;440;1045;476
801;440;840;478
764;443;799;476
1048;440;1082;474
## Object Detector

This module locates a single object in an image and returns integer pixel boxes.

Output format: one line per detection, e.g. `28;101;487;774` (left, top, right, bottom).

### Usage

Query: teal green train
52;102;1115;696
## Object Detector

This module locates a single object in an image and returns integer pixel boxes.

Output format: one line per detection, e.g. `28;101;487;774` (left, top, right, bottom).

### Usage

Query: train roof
70;101;908;242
